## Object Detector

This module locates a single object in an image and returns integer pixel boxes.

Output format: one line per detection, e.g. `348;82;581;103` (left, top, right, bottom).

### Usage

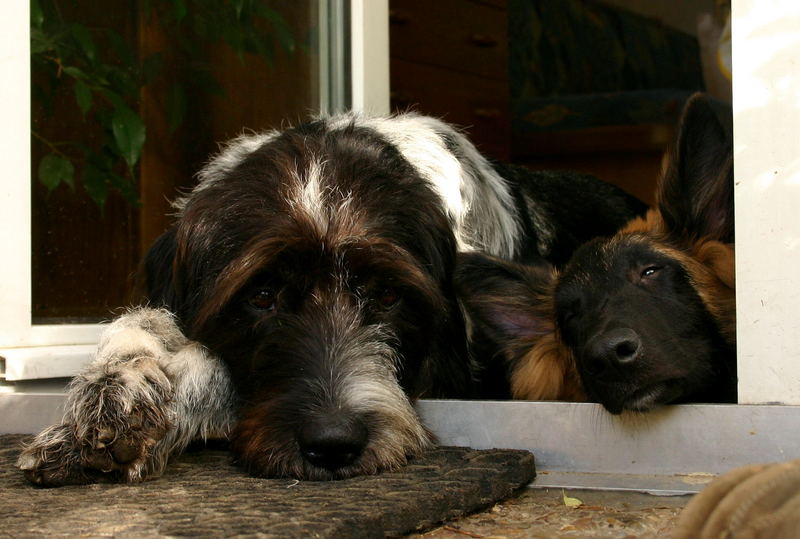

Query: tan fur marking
686;240;736;346
620;208;664;235
510;333;585;401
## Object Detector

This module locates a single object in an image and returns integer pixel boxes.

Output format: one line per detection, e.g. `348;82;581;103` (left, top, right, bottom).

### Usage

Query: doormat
0;434;534;537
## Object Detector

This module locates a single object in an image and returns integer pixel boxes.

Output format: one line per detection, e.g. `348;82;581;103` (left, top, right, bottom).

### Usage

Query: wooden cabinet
389;0;510;160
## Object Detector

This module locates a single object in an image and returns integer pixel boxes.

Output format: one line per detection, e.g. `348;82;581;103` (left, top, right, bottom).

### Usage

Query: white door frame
0;3;105;352
731;0;800;404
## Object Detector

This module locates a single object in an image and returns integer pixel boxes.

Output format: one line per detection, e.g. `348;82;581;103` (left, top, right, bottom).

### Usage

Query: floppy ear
658;93;734;243
454;252;556;359
142;226;183;312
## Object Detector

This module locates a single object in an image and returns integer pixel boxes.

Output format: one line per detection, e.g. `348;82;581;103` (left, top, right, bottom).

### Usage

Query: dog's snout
298;415;368;471
585;328;642;375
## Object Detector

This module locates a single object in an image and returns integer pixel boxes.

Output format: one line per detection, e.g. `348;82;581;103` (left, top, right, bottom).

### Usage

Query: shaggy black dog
19;113;643;485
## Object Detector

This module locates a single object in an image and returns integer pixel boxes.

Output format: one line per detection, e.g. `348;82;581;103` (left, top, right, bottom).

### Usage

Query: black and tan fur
458;94;736;412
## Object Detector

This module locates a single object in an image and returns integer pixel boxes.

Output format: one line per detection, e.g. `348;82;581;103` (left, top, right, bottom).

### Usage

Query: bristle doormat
0;434;535;537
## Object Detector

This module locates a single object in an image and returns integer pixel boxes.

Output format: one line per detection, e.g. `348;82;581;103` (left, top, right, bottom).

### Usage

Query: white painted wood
0;3;33;348
349;0;390;115
0;4;107;352
2;344;96;381
732;0;800;404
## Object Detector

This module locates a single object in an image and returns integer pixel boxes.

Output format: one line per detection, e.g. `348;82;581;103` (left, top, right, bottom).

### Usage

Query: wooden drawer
391;58;510;160
389;0;507;80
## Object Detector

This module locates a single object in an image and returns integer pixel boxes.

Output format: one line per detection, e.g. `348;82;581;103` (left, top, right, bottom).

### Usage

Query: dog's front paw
18;356;174;487
17;423;95;486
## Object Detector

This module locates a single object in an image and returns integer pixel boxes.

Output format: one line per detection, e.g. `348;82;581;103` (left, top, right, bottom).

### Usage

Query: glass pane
388;0;732;205
31;0;325;323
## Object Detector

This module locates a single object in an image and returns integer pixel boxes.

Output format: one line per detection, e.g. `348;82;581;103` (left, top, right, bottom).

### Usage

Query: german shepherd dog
457;95;736;412
19;112;644;486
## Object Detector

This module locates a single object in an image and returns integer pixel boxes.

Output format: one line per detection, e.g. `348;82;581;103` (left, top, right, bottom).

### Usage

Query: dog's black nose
584;328;642;375
298;415;368;471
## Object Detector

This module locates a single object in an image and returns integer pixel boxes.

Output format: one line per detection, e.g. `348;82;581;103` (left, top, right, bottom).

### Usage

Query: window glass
31;0;322;323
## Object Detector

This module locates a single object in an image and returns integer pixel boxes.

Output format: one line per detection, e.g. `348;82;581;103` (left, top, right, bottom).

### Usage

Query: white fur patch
288;157;331;234
326;112;521;258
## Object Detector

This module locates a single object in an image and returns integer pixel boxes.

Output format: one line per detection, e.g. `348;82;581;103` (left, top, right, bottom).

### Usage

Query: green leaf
38;154;75;191
81;164;108;209
111;105;146;169
70;24;97;64
248;32;275;67
167;83;186;133
74;80;92;116
62;65;87;81
31;0;44;28
271;22;295;54
30;28;53;55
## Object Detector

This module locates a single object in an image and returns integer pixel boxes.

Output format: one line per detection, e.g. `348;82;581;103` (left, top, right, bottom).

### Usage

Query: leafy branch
32;0;298;210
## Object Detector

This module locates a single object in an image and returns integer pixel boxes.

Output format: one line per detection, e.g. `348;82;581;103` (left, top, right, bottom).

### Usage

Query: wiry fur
230;294;431;480
18;309;235;485
457;94;736;411
19;111;644;485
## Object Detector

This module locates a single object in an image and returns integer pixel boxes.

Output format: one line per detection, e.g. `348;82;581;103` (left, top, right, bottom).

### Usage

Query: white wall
733;0;800;404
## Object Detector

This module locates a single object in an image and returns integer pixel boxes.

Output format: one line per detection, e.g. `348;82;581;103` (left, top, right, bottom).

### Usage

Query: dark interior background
31;0;731;323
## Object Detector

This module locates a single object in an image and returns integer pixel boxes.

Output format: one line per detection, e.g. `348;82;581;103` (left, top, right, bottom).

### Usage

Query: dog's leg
17;308;235;486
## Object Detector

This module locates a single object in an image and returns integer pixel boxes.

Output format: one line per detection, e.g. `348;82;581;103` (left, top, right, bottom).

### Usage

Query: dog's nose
298;415;368;471
584;328;642;375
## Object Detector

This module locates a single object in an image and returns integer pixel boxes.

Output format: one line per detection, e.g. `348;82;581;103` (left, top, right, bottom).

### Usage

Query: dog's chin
597;380;684;415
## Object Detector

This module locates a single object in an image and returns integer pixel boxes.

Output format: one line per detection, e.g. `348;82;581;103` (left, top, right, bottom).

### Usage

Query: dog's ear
455;252;556;359
142;226;183;312
659;93;734;243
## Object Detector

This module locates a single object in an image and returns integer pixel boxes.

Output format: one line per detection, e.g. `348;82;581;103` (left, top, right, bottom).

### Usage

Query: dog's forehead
174;112;521;259
557;235;667;292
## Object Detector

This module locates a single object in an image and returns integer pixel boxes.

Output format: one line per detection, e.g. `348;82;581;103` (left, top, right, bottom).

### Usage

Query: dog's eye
377;287;400;309
248;288;277;312
640;266;663;279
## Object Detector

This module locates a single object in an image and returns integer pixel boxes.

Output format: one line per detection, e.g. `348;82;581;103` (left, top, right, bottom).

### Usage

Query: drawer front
390;0;507;80
391;58;510;160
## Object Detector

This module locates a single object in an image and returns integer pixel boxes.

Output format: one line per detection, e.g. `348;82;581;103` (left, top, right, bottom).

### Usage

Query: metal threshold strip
416;399;800;496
